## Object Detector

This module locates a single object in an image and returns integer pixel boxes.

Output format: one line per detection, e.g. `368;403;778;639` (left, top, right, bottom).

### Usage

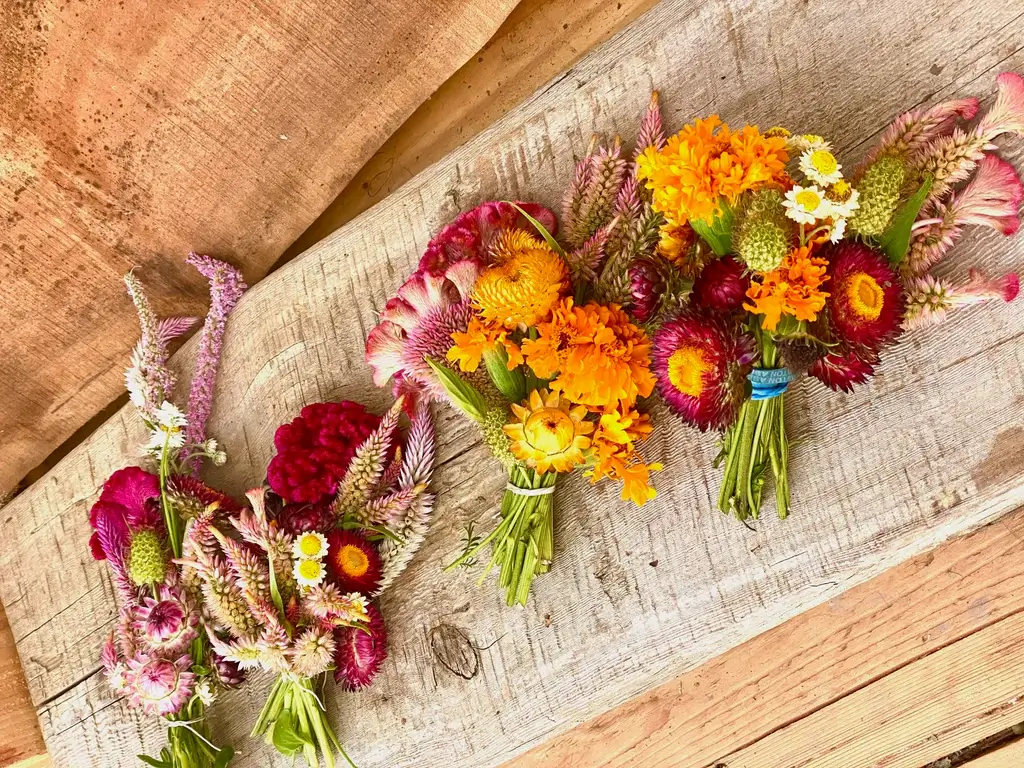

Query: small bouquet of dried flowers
88;255;246;767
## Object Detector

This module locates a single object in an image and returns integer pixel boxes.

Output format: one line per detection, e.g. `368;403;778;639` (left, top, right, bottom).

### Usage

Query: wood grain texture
2;0;1023;765
509;505;1024;768
964;739;1024;767
283;0;661;259
0;604;44;767
0;0;518;495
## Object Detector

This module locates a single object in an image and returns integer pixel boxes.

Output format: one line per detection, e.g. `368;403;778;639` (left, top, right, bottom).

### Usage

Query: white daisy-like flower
125;366;147;409
144;426;186;453
195;678;216;706
829;218;848;243
799;148;843;185
783;185;830;225
827;186;861;219
786;133;831;154
292;531;329;561
154;401;187;430
145;400;188;453
293;557;327;588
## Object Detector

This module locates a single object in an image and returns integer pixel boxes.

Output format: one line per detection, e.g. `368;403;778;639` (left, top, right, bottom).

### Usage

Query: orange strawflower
744;245;831;330
448;316;523;372
521;298;656;411
473;229;568;329
503;389;593;473
636;116;790;226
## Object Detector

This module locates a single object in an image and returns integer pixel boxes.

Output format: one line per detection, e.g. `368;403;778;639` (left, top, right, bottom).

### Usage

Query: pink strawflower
365;259;480;398
417;201;556;276
334;602;388;690
134;584;199;656
822;242;905;353
124;654;195;716
182;254;247;471
904;269;1020;328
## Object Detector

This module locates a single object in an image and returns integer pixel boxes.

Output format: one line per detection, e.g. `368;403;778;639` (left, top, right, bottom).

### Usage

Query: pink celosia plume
865;96;979;167
904;269;1020;328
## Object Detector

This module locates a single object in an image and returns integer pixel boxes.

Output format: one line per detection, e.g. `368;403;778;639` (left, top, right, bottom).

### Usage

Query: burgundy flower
692;256;751;313
88;467;162;594
166;474;242;520
334;602;388;690
809;349;879;393
276;501;333;535
822;242;905;352
417;201;557;276
628;258;667;322
325;530;383;595
267;402;382;505
653;309;757;431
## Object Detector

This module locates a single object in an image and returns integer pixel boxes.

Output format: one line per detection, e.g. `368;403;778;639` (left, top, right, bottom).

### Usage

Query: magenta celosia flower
822;242;905;352
134;584;199;656
365;259;480;397
125;654;195;716
418;201;557;276
334;602;388;690
267;402;382;504
182;254;247;470
809;349;879;393
652;310;757;431
692;256;751;313
904;269;1020;329
88;467;162;596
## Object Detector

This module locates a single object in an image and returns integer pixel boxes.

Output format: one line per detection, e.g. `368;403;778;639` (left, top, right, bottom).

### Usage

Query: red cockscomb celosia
267;402;382;505
652;310;757;431
326;529;383;595
692;256;751;313
334;602;388;690
809;349;880;393
823;242;905;351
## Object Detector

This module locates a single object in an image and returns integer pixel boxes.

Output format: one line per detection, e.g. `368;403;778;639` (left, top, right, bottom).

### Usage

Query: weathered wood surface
0;0;518;495
0;606;44;766
509;504;1024;768
2;0;1023;765
965;739;1024;767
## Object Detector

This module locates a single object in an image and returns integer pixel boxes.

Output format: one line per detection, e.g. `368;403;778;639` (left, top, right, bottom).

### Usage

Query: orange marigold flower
521;298;656;411
586;407;661;506
636;116;789;226
503;389;593;474
744;246;831;330
448;316;523;372
473;230;568;329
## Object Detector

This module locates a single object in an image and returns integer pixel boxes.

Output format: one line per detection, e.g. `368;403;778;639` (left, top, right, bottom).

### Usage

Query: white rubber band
506;484;556;497
165;718;222;751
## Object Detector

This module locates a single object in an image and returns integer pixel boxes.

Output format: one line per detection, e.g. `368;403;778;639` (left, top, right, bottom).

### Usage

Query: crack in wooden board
1;0;1023;765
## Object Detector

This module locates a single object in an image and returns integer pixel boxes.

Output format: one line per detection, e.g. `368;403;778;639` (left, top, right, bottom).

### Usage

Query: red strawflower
652;309;757;431
809;349;879;393
334;602;388;690
266;402;382;505
277;501;333;534
417;201;557;276
326;530;383;595
692;256;751;314
628;257;667;322
823;242;905;352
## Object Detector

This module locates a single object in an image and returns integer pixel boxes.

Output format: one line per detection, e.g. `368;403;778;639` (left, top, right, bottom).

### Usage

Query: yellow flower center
339;544;369;578
523;408;576;455
299;534;323;558
829;179;852;200
810;149;838;175
801;134;824;145
298;559;323;580
847;273;884;321
667;345;711;398
794;189;822;212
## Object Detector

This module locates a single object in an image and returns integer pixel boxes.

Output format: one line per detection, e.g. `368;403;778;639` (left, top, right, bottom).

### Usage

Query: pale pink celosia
905;155;1024;276
634;91;666;159
183;254;247;470
124;654;195;716
863;97;979;167
562;138;626;248
904;269;1020;328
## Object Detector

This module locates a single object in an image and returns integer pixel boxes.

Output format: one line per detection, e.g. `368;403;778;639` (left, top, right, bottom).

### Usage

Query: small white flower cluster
781;136;860;243
291;531;330;588
144;401;188;456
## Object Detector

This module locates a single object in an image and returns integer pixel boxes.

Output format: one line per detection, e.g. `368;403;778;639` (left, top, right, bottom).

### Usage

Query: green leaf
507;202;566;257
427;358;489;422
690;203;735;257
878;174;933;265
271;711;311;757
214;746;236;768
266;550;285;620
482;346;526;402
136;755;171;768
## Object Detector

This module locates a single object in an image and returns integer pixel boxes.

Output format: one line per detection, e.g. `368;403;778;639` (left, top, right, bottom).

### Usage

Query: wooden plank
1;0;1023;765
0;0;518;495
509;505;1024;768
716;612;1024;768
0;604;44;767
283;0;662;258
964;739;1024;767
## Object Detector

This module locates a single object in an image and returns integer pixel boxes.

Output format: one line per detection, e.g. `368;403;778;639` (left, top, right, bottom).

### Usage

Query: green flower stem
159;431;182;559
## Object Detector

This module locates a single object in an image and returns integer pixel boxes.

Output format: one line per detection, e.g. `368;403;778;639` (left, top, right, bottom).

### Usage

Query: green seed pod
128;529;167;586
849;154;908;237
